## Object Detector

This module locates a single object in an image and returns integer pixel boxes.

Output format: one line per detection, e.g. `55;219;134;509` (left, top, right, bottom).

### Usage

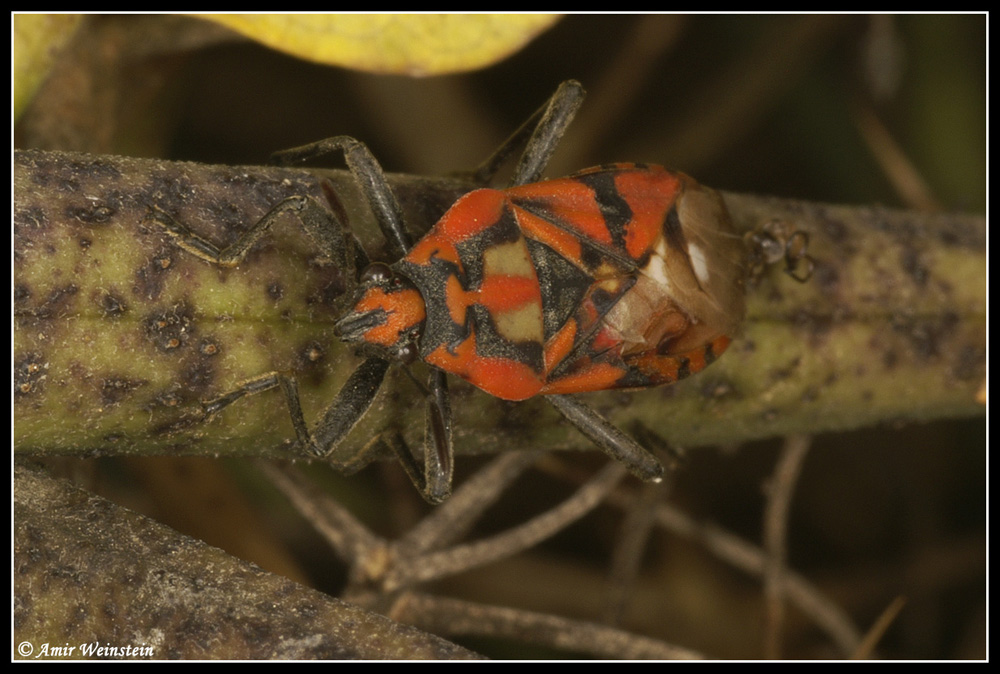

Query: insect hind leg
546;394;665;483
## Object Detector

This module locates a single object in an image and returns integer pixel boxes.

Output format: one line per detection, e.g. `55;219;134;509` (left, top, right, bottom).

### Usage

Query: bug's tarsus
546;394;665;483
368;369;454;504
381;431;428;495
148;195;356;274
630;421;688;472
199;372;315;451
277;376;314;450
202;372;284;419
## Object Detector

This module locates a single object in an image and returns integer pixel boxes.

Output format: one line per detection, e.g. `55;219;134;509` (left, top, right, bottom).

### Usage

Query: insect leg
546;394;665;483
305;356;392;457
203;372;286;418
471;80;587;188
198;357;391;460
271;136;413;260
422;369;454;504
147;195;355;277
199;372;311;447
153;139;428;481
154;138;409;272
371;368;454;504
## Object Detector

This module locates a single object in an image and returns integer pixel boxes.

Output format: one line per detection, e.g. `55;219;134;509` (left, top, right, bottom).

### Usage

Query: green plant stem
14;149;985;469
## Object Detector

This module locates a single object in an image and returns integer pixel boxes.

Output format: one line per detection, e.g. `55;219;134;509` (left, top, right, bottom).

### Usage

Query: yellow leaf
199;14;561;76
13;14;85;118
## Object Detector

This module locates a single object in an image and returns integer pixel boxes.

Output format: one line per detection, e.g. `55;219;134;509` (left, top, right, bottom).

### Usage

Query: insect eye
360;262;393;285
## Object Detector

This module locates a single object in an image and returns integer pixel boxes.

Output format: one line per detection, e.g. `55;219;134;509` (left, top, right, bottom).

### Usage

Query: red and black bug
151;81;748;503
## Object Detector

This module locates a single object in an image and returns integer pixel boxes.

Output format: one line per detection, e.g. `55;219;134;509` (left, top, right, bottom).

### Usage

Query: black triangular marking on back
572;170;632;253
526;238;594;341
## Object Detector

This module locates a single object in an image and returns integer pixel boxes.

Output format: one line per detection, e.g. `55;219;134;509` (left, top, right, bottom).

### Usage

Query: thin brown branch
762;434;812;659
397;450;543;555
853;102;942;211
392;592;704;660
645;498;863;657
385;462;628;591
602;480;664;626
255;460;383;565
852;596;907;660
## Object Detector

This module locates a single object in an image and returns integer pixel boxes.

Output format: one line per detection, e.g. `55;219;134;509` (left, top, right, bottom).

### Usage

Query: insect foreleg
148;195;354;275
270;135;413;260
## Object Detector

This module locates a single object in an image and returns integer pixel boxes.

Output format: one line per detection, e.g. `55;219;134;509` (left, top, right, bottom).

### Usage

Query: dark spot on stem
100;292;128;318
14;284;31;307
953;345;986;381
198;338;220;357
65;196;119;225
144;305;195;352
135;248;176;301
180;360;215;394
267;281;284;301
20;285;79;319
14;353;48;397
13;206;49;234
100;377;147;407
900;247;929;287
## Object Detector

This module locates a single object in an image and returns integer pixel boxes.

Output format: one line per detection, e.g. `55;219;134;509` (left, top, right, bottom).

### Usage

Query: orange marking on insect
616;169;683;260
437;189;508;242
541;363;629;395
477;275;539;313
514;207;585;263
510;179;615;247
354;286;426;348
425;332;544;401
408;233;462;268
544;320;579;374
